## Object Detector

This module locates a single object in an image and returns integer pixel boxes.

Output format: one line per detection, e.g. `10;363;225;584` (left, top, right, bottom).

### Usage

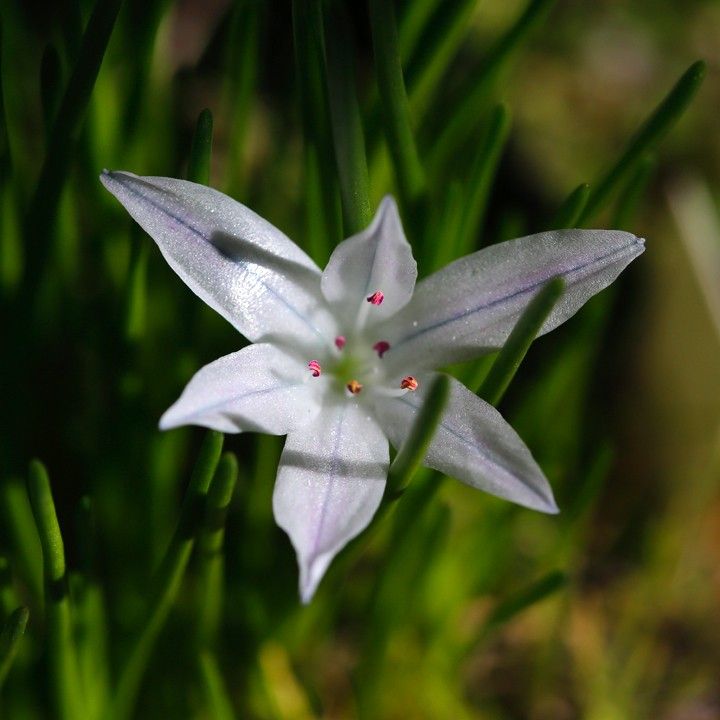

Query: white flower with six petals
101;171;644;602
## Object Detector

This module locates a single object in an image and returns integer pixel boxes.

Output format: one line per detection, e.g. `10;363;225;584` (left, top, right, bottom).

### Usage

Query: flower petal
373;373;557;513
321;196;417;325
380;229;645;369
100;171;336;349
160;343;320;434
273;401;388;602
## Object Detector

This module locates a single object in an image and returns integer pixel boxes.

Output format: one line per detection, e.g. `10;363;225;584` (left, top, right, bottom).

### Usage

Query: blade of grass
196;452;238;650
222;1;261;196
405;0;480;118
478;277;566;405
324;4;372;235
549;183;590;230
22;0;124;300
0;606;29;691
111;430;224;720
292;0;341;260
579;60;705;224
369;0;426;212
612;154;655;230
40;45;63;140
483;570;566;631
385;374;451;500
27;460;84;720
456;103;512;253
187;109;213;186
0;481;43;602
199;651;236;720
74;497;109;720
428;0;555;169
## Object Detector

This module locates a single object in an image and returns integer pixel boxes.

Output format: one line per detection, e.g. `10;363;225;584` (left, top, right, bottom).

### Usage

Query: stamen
400;376;418;391
346;379;363;395
308;360;322;377
366;290;384;305
335;335;346;350
373;340;390;358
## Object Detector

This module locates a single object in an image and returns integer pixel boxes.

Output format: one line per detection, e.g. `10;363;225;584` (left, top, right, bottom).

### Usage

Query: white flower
100;171;644;602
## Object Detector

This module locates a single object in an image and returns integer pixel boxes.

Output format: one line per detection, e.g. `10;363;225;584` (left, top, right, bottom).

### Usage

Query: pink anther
335;335;346;350
400;376;418;391
373;340;390;358
366;290;384;305
308;360;322;377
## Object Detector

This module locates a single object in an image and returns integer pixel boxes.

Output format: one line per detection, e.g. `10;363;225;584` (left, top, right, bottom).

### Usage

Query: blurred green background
1;0;719;718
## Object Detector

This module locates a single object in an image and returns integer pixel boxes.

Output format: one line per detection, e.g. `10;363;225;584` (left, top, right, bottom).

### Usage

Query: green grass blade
292;0;341;260
196;452;238;650
456;103;512;253
550;183;590;230
324;5;372;235
579;60;705;224
199;651;236;720
111;431;224;720
74;497;109;720
612;154;655;230
385;374;450;499
27;460;83;720
405;0;479;118
428;0;555;169
123;230;149;343
479;277;566;406
40;45;63;139
1;481;43;602
483;570;567;630
0;606;29;691
221;2;261;195
22;0;124;298
369;0;426;211
187;109;214;186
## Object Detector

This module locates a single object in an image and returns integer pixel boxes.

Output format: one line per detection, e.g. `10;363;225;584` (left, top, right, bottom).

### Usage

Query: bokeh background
1;0;719;718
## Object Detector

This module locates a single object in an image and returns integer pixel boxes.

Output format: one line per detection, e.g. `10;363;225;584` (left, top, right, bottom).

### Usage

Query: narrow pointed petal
160;343;321;434
374;373;557;513
273;402;388;602
100;171;336;348
381;229;644;369
321;196;417;324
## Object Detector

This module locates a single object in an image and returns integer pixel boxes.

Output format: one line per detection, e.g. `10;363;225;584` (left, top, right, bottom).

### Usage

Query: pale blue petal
373;373;557;513
160;343;321;434
273;401;388;602
380;229;644;370
100;171;336;350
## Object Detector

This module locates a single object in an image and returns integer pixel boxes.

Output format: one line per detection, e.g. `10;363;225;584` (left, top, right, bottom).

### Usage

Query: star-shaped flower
100;171;644;602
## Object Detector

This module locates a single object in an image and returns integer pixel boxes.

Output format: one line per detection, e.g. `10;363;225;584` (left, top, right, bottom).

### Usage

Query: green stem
479;278;565;406
385;374;450;499
196;452;238;650
22;0;124;300
324;4;372;235
27;460;84;720
292;0;341;260
579;60;705;224
187;109;214;186
612;154;655;230
428;0;555;169
369;0;426;211
550;183;590;230
0;606;29;691
456;103;511;252
111;431;224;720
199;651;236;720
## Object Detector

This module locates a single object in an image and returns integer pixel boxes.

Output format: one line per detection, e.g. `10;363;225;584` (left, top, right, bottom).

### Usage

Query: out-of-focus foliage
0;0;718;718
